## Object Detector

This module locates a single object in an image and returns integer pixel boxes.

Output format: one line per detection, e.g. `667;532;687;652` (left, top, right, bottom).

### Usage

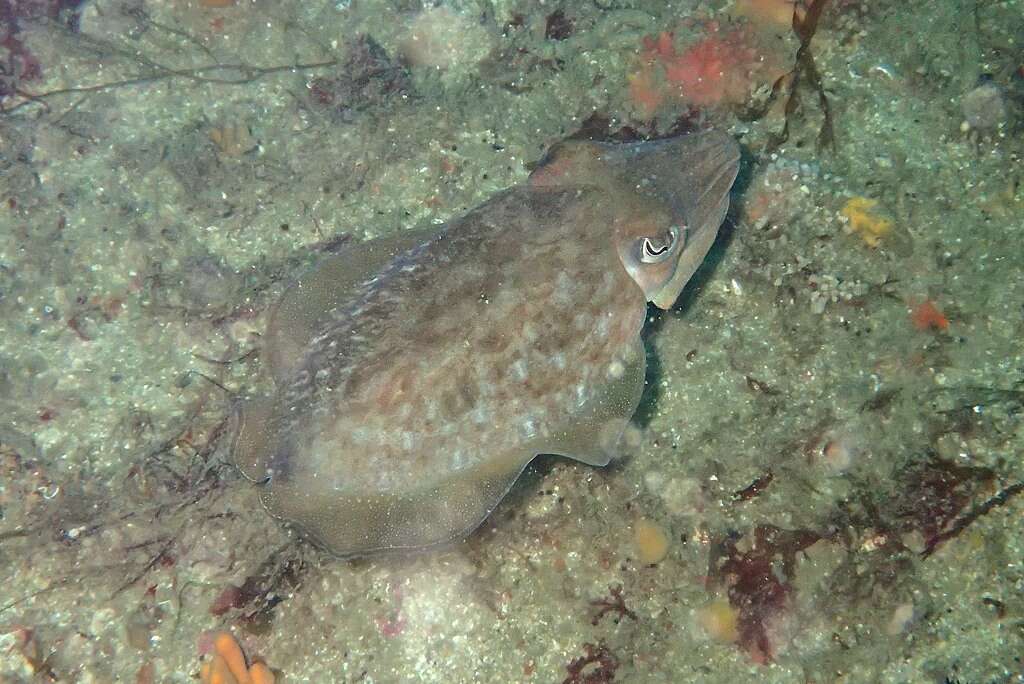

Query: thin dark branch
922;481;1024;557
3;59;337;115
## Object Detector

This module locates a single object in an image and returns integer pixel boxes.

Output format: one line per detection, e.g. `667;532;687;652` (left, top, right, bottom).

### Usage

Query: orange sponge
199;631;276;684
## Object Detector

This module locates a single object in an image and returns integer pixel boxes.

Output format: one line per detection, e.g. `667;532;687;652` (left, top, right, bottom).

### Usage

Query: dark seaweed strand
742;0;834;152
795;0;835;150
921;480;1024;558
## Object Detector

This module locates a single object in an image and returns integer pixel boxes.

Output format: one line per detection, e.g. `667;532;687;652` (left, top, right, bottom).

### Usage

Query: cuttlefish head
605;131;741;309
530;131;741;310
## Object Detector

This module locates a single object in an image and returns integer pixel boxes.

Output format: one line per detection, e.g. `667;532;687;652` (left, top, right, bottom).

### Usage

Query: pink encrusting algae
629;23;785;116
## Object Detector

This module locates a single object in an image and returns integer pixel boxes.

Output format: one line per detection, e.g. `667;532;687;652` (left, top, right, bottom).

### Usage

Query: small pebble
961;79;1007;131
886;602;916;635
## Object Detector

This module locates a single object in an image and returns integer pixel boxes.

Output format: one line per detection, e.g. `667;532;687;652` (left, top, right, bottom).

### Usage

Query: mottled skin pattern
308;187;645;475
234;132;740;557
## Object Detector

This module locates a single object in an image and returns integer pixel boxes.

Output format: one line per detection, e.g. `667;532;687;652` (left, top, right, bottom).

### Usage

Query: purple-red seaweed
1;0;86;104
589;584;637;626
305;34;410;122
707;525;820;662
563;642;618;684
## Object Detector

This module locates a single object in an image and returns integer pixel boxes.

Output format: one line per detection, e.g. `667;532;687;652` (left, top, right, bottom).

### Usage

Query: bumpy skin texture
233;131;740;558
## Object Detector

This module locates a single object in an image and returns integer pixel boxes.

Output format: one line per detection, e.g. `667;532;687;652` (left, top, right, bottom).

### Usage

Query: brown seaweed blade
743;0;834;151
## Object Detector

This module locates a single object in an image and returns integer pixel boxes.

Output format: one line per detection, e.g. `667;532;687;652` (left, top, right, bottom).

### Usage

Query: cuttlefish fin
541;338;647;467
257;448;530;557
265;228;438;383
231;394;276;482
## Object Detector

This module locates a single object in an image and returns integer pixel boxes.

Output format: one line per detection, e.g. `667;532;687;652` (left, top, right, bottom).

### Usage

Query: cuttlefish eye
637;225;684;263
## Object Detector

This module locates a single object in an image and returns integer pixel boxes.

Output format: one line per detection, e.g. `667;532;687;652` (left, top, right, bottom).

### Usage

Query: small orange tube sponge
199;631;276;684
910;300;949;332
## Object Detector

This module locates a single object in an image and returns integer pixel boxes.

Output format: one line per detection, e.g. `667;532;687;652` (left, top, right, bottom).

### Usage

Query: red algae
628;68;665;117
891;457;992;550
588;584;637;626
630;24;783;115
707;525;820;663
563;642;618;684
0;0;86;103
662;29;758;106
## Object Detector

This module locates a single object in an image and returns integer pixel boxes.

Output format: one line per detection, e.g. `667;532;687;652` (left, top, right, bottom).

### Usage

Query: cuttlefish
233;131;740;557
